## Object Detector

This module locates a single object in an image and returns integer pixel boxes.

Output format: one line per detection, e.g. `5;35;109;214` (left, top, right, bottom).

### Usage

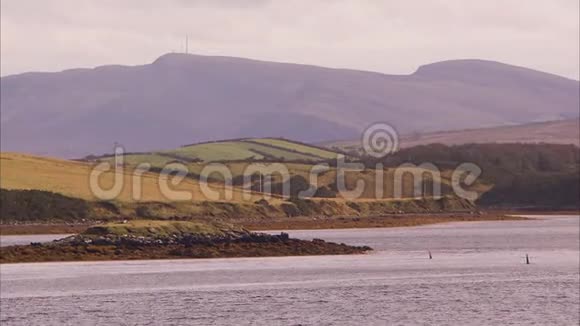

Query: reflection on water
1;216;578;325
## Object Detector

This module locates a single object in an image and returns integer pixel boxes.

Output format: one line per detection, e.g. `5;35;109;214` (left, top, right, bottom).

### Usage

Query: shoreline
2;213;576;264
0;212;559;235
236;213;529;231
0;224;91;236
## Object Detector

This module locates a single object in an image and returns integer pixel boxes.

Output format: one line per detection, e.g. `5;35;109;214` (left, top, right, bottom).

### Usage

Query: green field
248;138;339;159
117;154;182;167
169;142;263;161
171;140;329;162
96;138;342;168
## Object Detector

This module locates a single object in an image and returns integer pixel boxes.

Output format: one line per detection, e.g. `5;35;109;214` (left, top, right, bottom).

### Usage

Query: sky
1;0;579;79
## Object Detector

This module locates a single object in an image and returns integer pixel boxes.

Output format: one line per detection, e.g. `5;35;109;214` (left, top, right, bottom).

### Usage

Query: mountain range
1;53;578;157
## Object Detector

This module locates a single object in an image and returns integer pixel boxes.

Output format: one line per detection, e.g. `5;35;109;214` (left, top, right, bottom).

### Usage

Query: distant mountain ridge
1;53;578;157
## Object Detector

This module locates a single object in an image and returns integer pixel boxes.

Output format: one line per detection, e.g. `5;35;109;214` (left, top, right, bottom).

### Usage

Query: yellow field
0;153;269;203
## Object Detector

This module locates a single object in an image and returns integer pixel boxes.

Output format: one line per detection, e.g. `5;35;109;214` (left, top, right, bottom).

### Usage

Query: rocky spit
55;230;293;247
1;225;372;263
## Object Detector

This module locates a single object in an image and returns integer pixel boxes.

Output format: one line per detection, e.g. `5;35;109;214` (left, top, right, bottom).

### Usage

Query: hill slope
325;119;580;153
0;151;478;224
0;152;261;202
1;54;578;157
378;143;580;209
91;138;342;167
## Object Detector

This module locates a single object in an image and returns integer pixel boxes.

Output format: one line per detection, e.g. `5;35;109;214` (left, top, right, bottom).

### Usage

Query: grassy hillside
2;140;573;227
10;141;570;223
247;138;340;159
0;149;469;204
83;138;458;201
1;189;91;222
0;149;479;224
91;138;343;168
1;152;453;204
0;188;476;224
13;142;562;209
173;140;322;162
0;152;263;203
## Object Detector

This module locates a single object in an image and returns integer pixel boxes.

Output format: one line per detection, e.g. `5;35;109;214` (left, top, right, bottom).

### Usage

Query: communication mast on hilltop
185;35;189;54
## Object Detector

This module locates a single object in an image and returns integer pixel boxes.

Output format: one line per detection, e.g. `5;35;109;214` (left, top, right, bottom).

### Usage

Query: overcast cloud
1;0;578;79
